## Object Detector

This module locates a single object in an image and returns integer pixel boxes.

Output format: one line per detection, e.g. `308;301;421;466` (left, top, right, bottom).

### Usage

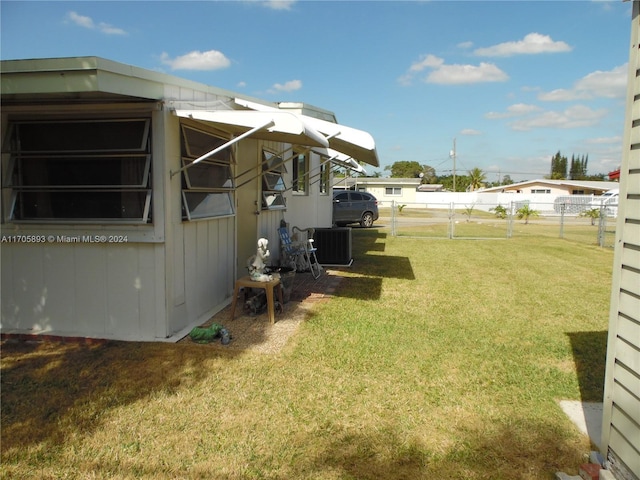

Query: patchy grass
1;231;613;479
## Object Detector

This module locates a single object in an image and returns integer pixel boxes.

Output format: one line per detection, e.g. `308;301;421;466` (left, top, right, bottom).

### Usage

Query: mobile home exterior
600;3;640;479
0;57;378;342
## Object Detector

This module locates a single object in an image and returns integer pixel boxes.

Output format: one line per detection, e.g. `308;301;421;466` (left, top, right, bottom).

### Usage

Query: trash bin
278;267;296;303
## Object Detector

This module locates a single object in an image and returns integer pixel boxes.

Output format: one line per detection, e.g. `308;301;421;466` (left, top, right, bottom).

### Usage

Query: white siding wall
1;242;163;341
161;98;238;338
601;3;640;479
285;150;333;231
179;218;235;330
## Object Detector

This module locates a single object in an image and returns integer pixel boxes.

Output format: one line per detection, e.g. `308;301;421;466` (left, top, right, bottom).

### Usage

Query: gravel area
183;269;344;354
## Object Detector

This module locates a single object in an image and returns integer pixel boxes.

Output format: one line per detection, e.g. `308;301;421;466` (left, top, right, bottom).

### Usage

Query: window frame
3;118;153;224
180;123;235;221
318;162;329;195
291;151;308;195
261;149;287;210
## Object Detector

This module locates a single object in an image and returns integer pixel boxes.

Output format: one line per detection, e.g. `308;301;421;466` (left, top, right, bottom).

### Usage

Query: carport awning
234;98;379;167
173;109;330;148
313;148;367;175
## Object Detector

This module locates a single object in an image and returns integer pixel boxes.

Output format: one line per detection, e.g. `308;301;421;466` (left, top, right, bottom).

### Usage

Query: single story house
333;177;423;206
0;56;379;342
480;179;618;195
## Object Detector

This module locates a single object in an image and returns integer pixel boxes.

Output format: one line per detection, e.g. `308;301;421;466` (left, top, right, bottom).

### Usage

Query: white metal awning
234;98;380;167
313;148;367;175
172;109;330;149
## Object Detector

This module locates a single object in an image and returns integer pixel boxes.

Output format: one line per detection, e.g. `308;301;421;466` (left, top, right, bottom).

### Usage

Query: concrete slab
559;400;603;447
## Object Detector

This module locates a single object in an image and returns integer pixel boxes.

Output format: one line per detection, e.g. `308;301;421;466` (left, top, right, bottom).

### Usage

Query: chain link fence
385;198;617;247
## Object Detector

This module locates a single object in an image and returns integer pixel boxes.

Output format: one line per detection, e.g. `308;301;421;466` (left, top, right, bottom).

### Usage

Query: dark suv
332;191;379;228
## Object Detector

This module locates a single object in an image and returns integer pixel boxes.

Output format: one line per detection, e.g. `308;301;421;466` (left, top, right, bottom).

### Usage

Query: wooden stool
230;276;283;324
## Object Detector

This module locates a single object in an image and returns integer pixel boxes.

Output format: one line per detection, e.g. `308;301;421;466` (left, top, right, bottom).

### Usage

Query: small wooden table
229;276;283;324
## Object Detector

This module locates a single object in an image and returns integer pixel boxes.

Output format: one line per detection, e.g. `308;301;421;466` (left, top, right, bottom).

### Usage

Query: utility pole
449;138;457;192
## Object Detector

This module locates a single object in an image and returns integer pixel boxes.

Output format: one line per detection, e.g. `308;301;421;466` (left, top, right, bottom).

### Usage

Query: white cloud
67;11;94;29
474;33;572;57
485;103;542;119
509;105;607;131
460;129;481;136
586;136;622;145
263;1;296;10
400;54;508;85
244;0;296;10
538;64;628;101
458;41;474;49
271;79;302;92
160;50;231;71
427;62;508;85
408;54;444;73
66;11;127;35
237;81;247;88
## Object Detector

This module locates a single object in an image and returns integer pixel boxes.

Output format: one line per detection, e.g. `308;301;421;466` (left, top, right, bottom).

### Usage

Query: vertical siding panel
42;245;76;332
11;245;44;329
74;246;108;336
195;221;209;317
106;246;140;338
183;223;197;321
1;244;15;325
137;245;158;338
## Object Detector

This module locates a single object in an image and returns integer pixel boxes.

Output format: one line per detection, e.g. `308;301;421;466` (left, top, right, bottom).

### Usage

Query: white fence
384;198;617;247
378;192;615;217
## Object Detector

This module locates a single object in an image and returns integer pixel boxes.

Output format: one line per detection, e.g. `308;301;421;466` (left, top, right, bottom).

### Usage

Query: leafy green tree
468;167;486;191
549;151;567;179
384;161;436;183
436;174;471;192
384;161;421;178
569;154;589;180
490;204;508;219
502;175;514;185
516;205;539;224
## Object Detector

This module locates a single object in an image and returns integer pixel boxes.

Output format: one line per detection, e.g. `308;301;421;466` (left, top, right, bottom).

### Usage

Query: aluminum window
319;163;329;195
180;124;235;220
3;119;152;223
292;151;308;194
261;150;287;210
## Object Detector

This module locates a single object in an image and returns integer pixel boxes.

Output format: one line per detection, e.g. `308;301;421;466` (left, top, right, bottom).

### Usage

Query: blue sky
1;0;631;181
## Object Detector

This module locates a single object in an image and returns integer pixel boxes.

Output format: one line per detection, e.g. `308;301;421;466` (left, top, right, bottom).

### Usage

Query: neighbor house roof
479;179;619;193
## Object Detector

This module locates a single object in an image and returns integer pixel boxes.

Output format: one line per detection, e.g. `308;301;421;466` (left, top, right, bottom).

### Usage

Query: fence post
559;203;566;239
448;202;455;239
391;200;396;237
507;201;514;239
597;205;606;247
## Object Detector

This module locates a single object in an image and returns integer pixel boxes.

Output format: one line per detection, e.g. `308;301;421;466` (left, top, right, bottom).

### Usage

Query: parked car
332;190;379;227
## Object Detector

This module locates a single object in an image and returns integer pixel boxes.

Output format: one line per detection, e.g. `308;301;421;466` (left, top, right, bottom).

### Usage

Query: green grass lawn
1;231;613;479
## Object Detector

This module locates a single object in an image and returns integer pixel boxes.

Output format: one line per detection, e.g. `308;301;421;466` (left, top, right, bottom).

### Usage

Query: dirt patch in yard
183;269;344;354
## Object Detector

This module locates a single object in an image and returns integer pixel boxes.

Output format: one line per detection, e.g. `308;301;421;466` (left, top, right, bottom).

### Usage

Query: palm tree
580;208;601;226
516;205;539;224
468;167;486;191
